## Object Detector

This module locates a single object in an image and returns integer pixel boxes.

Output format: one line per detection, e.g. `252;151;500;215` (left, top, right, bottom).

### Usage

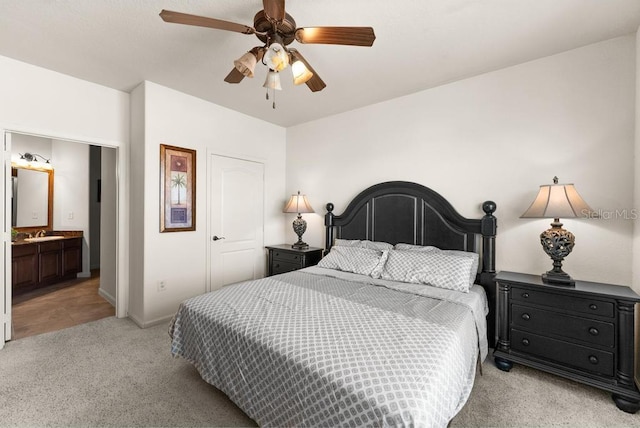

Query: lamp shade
520;177;594;219
263;70;282;90
291;59;313;85
233;50;258;78
263;42;289;72
283;191;314;214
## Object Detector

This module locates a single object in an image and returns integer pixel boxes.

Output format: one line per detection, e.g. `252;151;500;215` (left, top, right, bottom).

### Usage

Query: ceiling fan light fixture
263;42;289;72
291;59;313;85
263;70;282;90
159;5;375;100
233;51;258;77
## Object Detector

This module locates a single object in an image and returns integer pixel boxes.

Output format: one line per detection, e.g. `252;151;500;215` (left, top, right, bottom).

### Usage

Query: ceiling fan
159;0;376;97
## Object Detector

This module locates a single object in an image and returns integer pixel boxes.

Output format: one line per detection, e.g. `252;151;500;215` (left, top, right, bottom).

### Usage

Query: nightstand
266;244;323;276
493;271;640;413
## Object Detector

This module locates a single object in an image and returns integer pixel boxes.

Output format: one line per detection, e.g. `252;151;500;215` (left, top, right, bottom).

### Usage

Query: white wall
633;27;640;386
99;147;118;304
129;81;286;326
287;35;636;288
52;139;90;276
10;134;52;162
0;56;128;145
634;28;640;292
0;54;129;318
129;84;145;322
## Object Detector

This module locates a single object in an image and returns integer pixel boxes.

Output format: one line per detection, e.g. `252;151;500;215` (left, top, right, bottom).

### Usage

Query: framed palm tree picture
160;144;196;232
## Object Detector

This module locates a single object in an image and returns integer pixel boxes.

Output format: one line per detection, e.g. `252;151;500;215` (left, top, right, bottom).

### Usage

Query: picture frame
160;144;196;232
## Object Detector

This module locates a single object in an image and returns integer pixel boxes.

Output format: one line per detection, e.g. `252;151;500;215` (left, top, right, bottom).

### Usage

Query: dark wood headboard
324;181;497;342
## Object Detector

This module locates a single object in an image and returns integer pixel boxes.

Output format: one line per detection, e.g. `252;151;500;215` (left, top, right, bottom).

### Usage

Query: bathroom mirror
11;165;53;231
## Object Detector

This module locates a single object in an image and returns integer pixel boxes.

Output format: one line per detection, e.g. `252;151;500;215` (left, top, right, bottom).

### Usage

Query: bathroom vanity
12;235;83;294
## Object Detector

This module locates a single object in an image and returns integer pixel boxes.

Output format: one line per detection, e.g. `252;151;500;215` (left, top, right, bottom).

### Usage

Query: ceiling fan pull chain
265;88;276;109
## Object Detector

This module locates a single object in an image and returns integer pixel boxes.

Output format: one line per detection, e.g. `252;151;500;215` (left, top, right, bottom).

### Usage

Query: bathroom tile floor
11;270;115;340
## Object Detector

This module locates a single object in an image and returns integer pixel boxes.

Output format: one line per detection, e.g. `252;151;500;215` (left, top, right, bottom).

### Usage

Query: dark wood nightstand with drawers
266;244;323;276
493;271;640;413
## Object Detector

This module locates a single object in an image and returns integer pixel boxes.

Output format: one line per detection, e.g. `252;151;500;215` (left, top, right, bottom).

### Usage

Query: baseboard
98;288;116;306
127;312;145;328
127;312;174;329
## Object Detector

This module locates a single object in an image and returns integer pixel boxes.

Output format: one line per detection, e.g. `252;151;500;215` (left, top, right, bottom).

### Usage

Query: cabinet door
62;246;82;278
39;249;62;283
12;247;38;290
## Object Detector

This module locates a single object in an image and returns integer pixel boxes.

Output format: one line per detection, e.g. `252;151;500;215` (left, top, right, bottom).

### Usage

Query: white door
2;132;12;348
210;155;264;291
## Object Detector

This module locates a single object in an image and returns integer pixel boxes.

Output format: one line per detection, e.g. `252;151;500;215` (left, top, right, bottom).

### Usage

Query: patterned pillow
318;246;386;276
393;243;479;285
335;239;393;251
393;243;438;252
379;249;477;292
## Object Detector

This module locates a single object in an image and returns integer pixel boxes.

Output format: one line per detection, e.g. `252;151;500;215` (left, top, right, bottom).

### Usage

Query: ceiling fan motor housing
254;11;296;45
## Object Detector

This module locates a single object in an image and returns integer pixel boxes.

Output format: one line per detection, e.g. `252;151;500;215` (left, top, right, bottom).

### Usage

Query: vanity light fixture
18;152;53;170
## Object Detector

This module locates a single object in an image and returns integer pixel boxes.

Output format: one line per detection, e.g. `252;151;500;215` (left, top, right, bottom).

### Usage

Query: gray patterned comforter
170;266;488;428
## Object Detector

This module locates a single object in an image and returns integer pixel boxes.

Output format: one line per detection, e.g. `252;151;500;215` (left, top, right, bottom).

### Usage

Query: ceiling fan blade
289;49;326;92
295;27;375;46
262;0;286;22
160;10;255;35
224;68;246;84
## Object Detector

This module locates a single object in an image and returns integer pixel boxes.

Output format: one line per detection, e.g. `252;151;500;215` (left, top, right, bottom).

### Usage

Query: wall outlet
67;211;74;220
158;280;167;292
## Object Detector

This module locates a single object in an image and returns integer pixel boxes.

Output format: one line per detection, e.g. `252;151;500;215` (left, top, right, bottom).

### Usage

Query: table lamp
283;190;314;249
520;176;595;286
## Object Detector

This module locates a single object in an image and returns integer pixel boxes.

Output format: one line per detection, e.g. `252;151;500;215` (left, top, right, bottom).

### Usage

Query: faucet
35;230;47;238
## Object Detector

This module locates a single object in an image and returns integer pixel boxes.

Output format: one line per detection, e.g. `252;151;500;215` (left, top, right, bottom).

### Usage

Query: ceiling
1;0;639;127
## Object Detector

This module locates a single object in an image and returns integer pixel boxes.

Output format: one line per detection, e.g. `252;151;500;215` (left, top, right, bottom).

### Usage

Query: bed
170;181;497;427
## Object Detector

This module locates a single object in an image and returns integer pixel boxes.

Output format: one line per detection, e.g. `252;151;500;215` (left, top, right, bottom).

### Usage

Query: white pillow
318;246;387;276
379;249;477;293
334;239;393;251
393;243;479;285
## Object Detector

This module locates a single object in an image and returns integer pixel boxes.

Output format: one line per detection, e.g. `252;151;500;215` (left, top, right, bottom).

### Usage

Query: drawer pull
589;304;598;310
521;313;531;321
522;338;530;346
589;327;599;336
522;292;529;298
589;355;599;365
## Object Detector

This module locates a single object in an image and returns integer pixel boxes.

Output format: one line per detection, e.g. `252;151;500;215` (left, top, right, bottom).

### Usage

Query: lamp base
291;240;309;250
542;271;575;287
291;215;308;250
540;219;576;287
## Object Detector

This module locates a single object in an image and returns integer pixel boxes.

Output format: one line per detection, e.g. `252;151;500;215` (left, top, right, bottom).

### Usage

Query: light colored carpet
0;316;637;427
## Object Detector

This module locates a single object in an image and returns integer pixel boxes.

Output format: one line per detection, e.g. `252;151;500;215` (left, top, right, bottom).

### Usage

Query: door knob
212;236;226;241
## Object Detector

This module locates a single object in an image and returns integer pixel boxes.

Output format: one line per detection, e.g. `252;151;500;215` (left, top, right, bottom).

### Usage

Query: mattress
170;266;488;427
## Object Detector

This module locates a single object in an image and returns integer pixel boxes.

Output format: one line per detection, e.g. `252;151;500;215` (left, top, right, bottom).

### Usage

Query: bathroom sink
23;236;66;242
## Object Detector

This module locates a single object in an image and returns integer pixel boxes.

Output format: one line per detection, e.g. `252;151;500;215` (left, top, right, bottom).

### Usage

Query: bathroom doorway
5;132;119;340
